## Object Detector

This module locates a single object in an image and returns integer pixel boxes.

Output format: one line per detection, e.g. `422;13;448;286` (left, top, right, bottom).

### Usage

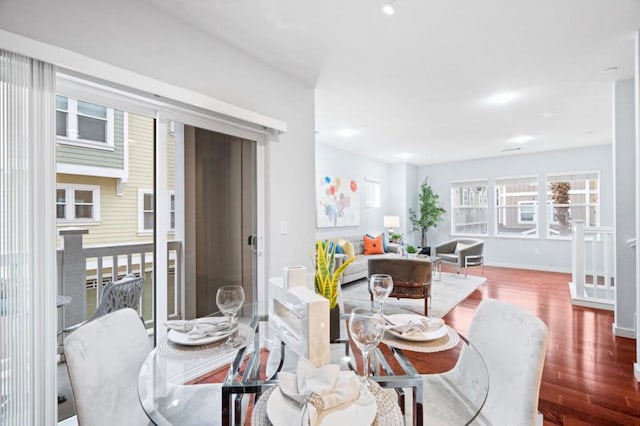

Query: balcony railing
570;220;614;310
56;228;182;330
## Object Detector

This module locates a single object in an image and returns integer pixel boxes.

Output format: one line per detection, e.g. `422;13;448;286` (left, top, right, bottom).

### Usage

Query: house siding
56;109;125;169
56;113;175;248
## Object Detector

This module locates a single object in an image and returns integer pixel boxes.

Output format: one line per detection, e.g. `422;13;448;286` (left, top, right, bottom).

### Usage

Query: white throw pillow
455;242;472;253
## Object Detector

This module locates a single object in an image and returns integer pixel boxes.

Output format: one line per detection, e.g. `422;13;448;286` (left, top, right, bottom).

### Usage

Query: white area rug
340;272;486;318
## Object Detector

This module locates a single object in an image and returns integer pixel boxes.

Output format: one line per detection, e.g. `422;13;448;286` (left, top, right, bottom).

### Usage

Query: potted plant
391;233;403;244
406;245;417;258
409;177;446;255
550;181;571;230
314;240;354;341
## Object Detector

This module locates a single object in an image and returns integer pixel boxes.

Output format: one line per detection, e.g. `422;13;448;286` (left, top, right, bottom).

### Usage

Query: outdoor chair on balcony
63;273;145;334
433;238;484;277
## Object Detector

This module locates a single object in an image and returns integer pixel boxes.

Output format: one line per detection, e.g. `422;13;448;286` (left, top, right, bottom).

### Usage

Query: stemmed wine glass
348;308;386;391
216;285;245;348
369;274;393;312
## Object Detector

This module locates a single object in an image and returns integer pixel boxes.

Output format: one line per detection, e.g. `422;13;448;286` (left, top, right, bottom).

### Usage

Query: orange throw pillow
363;234;385;255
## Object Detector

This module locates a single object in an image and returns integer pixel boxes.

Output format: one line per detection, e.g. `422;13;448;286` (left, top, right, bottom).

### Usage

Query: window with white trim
365;177;381;208
56;95;114;148
494;176;538;237
546;171;599;237
138;189;175;233
56;184;101;223
451;180;488;235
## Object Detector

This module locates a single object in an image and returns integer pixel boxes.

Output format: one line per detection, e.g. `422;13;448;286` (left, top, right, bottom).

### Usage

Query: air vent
501;147;522;152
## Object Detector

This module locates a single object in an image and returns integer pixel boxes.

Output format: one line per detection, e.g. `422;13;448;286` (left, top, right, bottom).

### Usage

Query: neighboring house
56;96;175;249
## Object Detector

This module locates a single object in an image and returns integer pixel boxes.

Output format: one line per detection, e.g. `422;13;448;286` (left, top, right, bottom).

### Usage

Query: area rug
340;272;486;318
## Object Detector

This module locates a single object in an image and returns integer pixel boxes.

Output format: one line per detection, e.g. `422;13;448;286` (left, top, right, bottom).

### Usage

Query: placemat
381;325;459;353
251;380;404;426
157;323;254;360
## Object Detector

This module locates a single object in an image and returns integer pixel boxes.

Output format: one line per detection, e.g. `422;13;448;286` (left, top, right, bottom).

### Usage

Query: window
365;177;381;208
546;171;599;237
451;180;488;235
495;176;538;237
138;189;175;233
56;184;100;223
56;95;114;148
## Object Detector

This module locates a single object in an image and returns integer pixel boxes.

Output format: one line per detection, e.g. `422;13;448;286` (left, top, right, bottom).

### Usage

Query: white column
154;113;169;346
572;221;585;297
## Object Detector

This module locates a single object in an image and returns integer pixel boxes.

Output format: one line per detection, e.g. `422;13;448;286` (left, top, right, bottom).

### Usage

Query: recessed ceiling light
396;152;413;159
509;135;535;144
336;128;359;138
604;66;618;73
382;0;395;15
501;147;522;152
485;91;519;106
541;112;555;118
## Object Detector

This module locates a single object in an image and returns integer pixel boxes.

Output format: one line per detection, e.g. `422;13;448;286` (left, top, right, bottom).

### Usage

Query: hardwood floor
435;265;640;426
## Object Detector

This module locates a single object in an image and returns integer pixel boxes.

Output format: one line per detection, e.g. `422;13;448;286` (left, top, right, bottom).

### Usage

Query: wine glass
348;308;386;390
369;274;393;312
216;285;245;348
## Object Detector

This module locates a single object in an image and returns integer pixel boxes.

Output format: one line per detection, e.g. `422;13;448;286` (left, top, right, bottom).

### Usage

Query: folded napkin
164;317;230;339
385;316;445;336
278;357;360;426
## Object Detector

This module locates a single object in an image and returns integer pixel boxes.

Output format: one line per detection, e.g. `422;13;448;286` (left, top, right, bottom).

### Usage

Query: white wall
315;144;391;240
613;79;636;337
0;0;316;281
419;145;614;272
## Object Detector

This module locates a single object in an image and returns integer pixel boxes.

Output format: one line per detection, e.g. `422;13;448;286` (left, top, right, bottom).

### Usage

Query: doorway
183;126;257;318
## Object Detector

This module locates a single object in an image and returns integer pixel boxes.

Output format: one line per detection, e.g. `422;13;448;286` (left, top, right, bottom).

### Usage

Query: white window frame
450;179;489;236
365;177;381;209
56;183;101;224
546;170;600;238
56;95;115;150
138;188;175;234
517;201;536;224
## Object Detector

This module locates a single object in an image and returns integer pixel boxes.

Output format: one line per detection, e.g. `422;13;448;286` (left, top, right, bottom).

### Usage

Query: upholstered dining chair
64;308;152;426
421;298;548;425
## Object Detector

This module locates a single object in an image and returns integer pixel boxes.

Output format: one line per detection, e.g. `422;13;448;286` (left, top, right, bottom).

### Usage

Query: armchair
434;238;484;277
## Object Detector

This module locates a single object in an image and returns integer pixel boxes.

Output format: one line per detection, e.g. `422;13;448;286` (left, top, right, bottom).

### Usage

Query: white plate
385;314;448;342
266;387;377;426
166;328;229;346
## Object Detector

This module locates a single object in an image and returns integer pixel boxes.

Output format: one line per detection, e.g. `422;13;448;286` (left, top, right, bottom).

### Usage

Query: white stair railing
570;220;615;310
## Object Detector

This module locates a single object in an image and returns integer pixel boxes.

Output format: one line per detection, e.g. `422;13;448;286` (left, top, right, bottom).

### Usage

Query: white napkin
386;316;445;336
164;317;229;338
278;357;361;426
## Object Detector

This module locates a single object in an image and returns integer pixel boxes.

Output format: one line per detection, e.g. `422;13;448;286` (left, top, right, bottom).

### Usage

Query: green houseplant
406;245;417;254
314;240;354;341
391;233;403;244
409;177;446;253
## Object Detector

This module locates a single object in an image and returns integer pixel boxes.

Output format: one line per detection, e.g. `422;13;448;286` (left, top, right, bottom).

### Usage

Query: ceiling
148;0;640;165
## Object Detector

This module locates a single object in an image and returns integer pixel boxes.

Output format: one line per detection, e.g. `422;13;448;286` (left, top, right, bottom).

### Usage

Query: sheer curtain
0;49;57;424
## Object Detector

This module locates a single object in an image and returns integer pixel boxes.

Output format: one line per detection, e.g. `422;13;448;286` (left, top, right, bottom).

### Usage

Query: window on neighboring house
546;171;599;237
138;189;175;233
56;95;114;148
495;176;538;237
365;177;381;208
56;184;100;223
451;180;488;235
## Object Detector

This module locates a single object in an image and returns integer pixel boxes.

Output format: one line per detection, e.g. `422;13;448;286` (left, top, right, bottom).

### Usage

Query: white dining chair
64;308;152;426
421;298;549;426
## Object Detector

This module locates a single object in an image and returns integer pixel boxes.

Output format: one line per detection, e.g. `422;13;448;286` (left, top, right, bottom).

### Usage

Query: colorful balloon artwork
316;174;360;227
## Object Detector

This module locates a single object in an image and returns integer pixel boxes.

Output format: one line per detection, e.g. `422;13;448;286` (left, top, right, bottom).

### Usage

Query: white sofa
332;236;400;284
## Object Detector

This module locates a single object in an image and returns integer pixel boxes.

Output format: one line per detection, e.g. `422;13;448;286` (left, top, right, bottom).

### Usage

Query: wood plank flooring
433;265;640;426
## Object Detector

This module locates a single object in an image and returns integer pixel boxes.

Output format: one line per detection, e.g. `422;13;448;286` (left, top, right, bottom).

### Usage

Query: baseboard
612;323;636;339
485;261;571;274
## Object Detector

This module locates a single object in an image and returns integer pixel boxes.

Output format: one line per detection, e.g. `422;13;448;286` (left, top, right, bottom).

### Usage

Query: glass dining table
138;300;489;426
